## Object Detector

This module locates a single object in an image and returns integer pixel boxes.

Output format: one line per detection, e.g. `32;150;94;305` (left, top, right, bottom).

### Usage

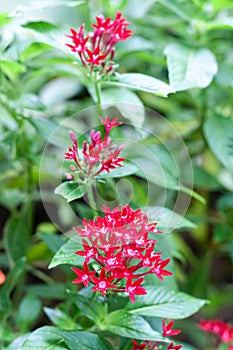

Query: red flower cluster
72;205;172;303
64;116;125;179
199;319;233;348
132;319;182;349
65;12;132;74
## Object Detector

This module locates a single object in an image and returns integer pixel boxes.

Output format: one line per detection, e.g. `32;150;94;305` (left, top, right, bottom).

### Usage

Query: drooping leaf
55;181;87;203
204;114;233;174
103;73;173;97
164;44;218;91
126;286;207;319
100;310;165;341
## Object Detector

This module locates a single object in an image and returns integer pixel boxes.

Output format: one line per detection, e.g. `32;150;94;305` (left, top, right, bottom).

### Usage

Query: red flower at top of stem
64;116;125;180
65;12;133;75
72;204;172;303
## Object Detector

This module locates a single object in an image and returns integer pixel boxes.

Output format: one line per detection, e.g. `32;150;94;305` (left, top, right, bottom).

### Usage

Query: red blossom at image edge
199;319;233;348
132;319;182;349
64;116;125;179
71;204;173;303
65;12;132;74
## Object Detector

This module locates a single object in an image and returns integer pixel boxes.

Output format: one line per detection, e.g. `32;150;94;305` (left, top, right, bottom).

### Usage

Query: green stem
94;79;103;116
86;182;98;217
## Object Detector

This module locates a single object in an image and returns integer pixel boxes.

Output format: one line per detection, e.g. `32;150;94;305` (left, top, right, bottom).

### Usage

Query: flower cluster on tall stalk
71;203;172;303
132;319;182;349
64;116;125;180
199;319;233;349
65;12;132;76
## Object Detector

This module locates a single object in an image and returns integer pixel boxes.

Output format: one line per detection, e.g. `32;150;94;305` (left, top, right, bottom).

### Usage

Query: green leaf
96;163;139;179
70;293;107;324
18;326;68;349
103;73;173;97
164;44;218;91
143;206;196;232
55;181;87;203
25;284;66;299
20;42;51;62
101;88;145;127
204;114;233;173
18;326;114;350
4;204;31;263
14;0;85;12
0;258;26;319
1;61;26;81
49;236;84;269
43;307;77;330
22;21;58;32
126;286;207;319
100;310;164;341
17;294;42;330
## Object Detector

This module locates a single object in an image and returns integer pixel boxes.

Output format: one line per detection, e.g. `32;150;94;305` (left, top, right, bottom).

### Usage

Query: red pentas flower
199;319;233;345
64;116;125;180
162;319;182;337
65;12;132;75
72;204;172;303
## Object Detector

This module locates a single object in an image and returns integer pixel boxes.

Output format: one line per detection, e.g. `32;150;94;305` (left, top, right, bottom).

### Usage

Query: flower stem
94;79;103;116
86;182;98;217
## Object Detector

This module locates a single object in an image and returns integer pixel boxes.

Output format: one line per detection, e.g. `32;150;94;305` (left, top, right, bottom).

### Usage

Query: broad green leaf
100;310;165;341
157;0;192;21
101;88;145;127
126;286;207;319
17;294;42;330
70;293;107;324
49;236;84;269
43;307;77;330
144;206;196;231
103;73;173;97
204;114;233;173
18;326;68;349
55;181;87;203
61;330;114;350
18;326;114;350
193;165;222;190
164;44;218;91
96;163;139;179
20;42;51;62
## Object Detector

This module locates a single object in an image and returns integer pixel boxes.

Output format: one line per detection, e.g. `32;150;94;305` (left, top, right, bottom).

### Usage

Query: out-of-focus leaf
144;206;196;231
17;294;42;330
25;284;66;299
204;114;233;173
164;44;218;91
1;61;26;81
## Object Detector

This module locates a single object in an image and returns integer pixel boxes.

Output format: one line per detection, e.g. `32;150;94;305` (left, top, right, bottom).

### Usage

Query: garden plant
0;1;232;350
